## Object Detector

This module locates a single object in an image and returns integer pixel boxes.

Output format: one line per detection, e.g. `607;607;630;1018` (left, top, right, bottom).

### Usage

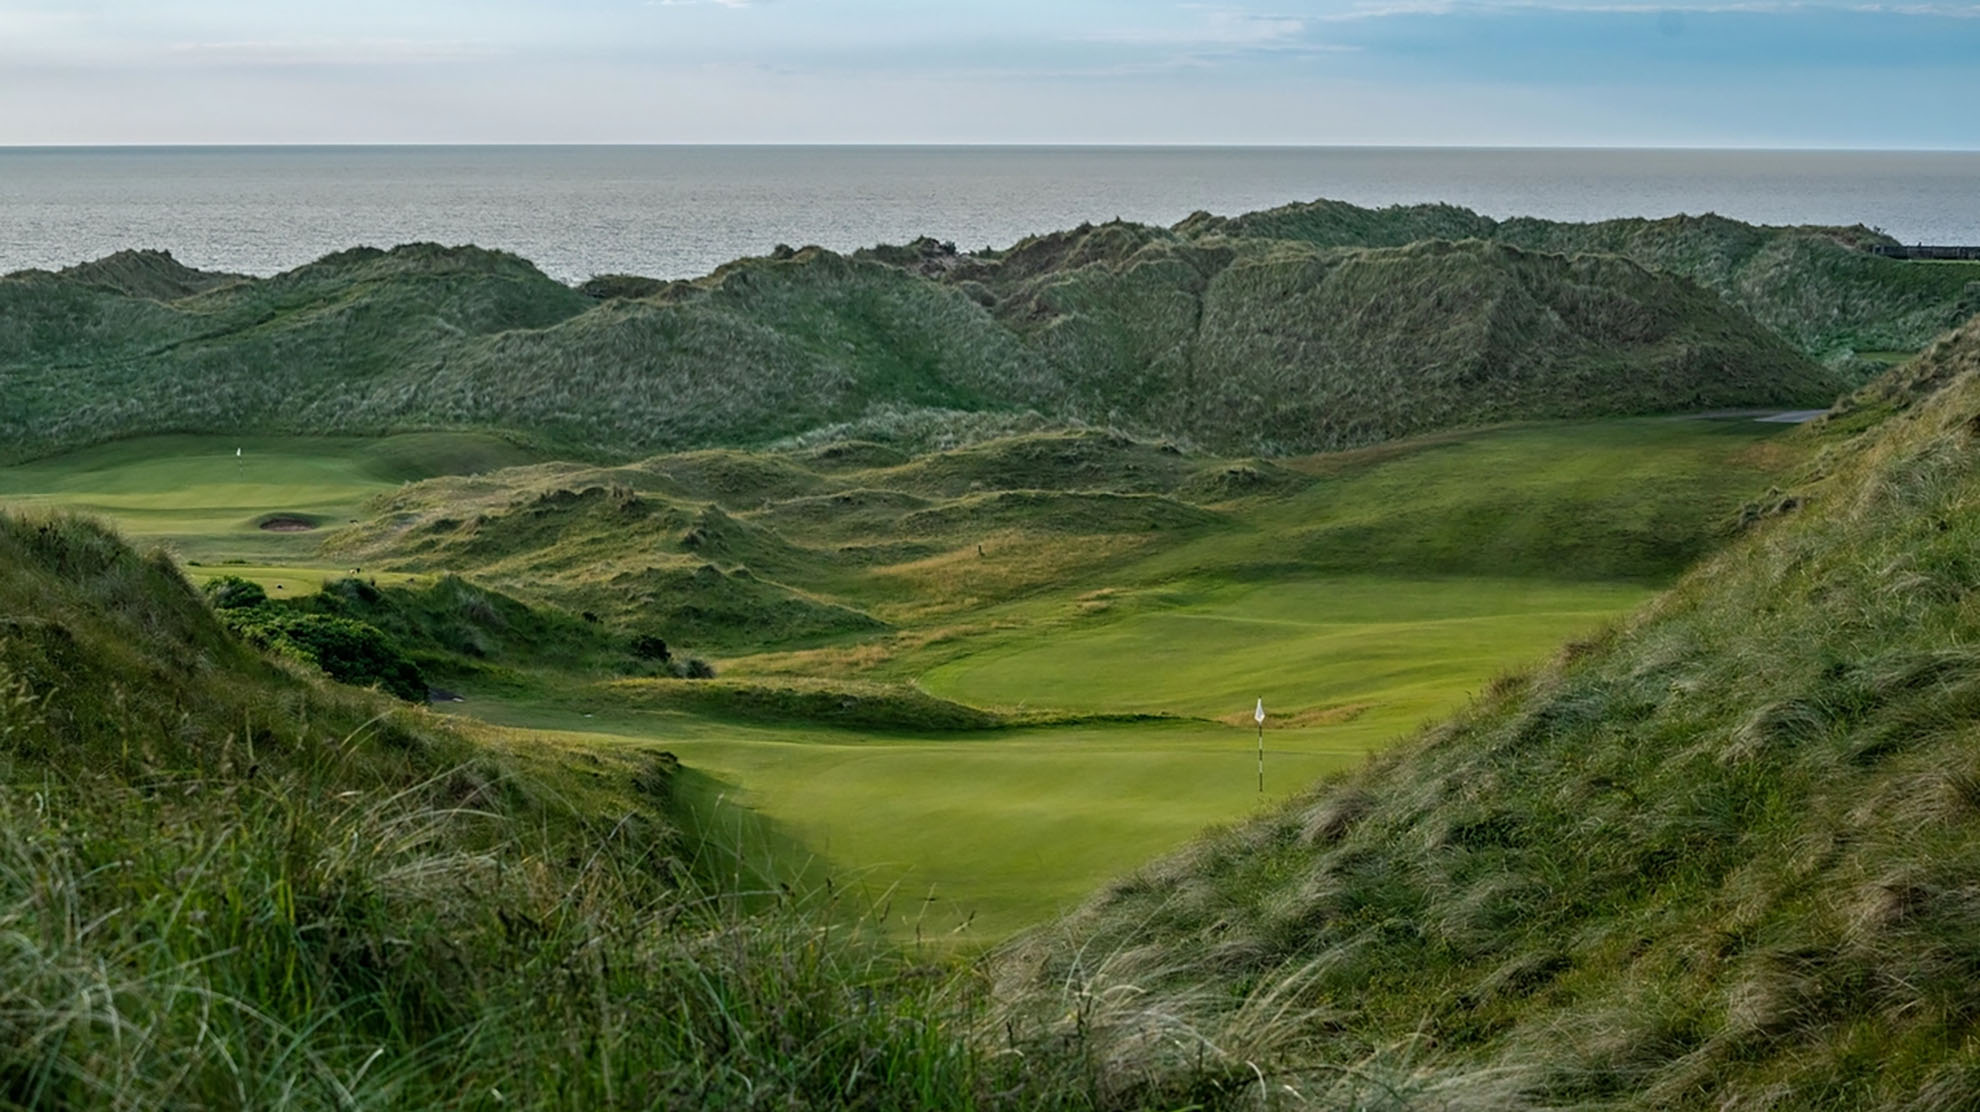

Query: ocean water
2;145;1976;284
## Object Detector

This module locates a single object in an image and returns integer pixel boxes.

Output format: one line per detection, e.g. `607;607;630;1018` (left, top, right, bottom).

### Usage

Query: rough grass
988;313;1980;1108
0;510;1074;1110
923;228;1843;455
1183;199;1980;364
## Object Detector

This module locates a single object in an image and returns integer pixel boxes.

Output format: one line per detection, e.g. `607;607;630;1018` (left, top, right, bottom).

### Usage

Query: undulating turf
0;430;542;566
454;705;1371;942
922;577;1651;725
0;415;1802;943
457;568;1639;942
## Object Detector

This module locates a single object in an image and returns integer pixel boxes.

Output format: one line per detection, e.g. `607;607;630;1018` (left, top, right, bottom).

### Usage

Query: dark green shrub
201;574;266;610
224;609;427;701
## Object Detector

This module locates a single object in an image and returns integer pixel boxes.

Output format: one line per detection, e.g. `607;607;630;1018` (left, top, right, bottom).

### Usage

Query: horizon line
3;141;1979;155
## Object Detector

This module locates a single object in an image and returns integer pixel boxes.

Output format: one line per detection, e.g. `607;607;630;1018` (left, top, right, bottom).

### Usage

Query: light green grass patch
922;577;1650;732
0;431;540;563
179;564;427;599
465;573;1645;941
465;701;1374;942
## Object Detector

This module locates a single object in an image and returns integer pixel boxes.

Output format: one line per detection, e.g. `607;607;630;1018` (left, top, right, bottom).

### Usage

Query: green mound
754;487;939;541
896;489;1224;537
903;224;1843;453
283;574;639;686
636;448;832;505
202;576;431;701
54;247;247;301
326;467;878;653
590;561;885;652
990;314;1980;1108
1185;199;1980;364
1173;457;1306;502
869;428;1197;497
4;201;1862;464
791;439;915;470
0;242;593;461
595;676;1003;732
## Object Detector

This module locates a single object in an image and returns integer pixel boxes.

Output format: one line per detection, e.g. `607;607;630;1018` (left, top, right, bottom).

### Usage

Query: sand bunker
258;516;318;533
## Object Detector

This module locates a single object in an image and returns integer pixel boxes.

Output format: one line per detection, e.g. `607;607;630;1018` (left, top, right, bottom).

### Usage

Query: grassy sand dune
3;200;1855;463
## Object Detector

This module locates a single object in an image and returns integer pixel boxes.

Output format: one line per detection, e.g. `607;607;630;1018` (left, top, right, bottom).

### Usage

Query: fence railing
1867;245;1980;261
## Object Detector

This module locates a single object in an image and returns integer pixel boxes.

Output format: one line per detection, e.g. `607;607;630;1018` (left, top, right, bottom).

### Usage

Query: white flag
1254;698;1265;725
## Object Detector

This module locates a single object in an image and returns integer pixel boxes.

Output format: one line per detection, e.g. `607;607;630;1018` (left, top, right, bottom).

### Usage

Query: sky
1;0;1976;148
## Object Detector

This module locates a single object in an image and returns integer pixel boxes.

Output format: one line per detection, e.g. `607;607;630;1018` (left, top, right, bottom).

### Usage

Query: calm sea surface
2;146;1976;284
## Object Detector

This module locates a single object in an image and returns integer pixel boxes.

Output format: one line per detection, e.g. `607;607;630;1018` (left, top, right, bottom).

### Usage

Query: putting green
466;701;1378;943
922;577;1649;732
462;573;1642;942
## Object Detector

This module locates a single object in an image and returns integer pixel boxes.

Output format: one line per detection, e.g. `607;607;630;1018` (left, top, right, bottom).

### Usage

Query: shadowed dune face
0;201;1869;466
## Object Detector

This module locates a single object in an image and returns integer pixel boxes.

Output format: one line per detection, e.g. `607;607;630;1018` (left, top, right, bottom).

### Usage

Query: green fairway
461;700;1377;941
0;431;541;566
451;574;1645;942
179;564;427;597
922;576;1650;730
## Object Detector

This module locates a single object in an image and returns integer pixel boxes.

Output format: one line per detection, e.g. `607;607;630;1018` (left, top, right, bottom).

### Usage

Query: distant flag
1254;698;1266;793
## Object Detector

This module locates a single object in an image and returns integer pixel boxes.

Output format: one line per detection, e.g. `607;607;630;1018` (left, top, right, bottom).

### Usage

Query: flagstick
1254;697;1265;794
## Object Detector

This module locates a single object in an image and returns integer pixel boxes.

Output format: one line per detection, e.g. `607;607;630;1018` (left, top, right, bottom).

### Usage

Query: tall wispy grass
0;512;1060;1109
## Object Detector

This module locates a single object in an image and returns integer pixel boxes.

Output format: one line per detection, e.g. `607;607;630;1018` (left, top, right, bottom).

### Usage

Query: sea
2;146;1976;285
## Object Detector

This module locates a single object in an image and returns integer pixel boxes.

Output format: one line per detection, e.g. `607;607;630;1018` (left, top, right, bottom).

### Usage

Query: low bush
201;573;267;609
221;608;428;701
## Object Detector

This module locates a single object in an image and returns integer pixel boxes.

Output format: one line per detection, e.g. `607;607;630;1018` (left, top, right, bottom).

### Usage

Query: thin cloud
1323;0;1980;17
163;38;501;66
1084;8;1309;46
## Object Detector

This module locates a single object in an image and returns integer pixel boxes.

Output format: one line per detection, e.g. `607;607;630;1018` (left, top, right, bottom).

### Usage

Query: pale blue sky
2;0;1976;146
